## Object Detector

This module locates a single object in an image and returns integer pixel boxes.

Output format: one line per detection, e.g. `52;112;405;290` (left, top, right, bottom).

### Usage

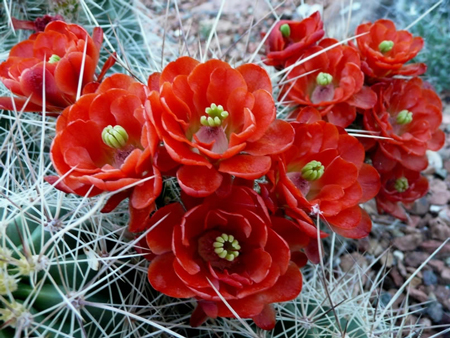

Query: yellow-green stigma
395;177;409;193
301;160;325;181
201;103;229;127
396;110;413;125
213;233;240;262
48;54;61;64
102;125;129;149
378;40;394;53
280;24;291;37
316;72;333;86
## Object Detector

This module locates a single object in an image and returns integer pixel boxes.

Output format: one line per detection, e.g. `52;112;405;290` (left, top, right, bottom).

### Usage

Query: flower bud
280;24;291;37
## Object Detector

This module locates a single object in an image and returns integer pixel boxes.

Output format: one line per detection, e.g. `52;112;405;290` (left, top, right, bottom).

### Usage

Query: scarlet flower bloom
353;19;426;78
11;14;64;32
282;38;376;127
270;121;380;239
148;56;294;197
46;74;162;232
0;21;102;113
144;186;307;330
375;164;428;220
363;78;445;172
263;11;325;67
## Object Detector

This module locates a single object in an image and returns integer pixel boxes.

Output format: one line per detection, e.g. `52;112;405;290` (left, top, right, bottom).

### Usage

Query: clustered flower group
0;13;443;330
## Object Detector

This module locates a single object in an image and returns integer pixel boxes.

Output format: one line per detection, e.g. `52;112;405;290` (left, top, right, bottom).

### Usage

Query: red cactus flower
0;21;102;114
144;186;307;330
11;14;65;32
363;78;445;172
263;11;325;67
46;74;162;232
375;164;428;220
353;19;426;78
269;121;380;239
281;38;376;127
147;56;294;197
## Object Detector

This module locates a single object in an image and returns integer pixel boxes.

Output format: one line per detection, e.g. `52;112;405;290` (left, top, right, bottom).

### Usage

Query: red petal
146;203;184;254
219;155;271;179
247;90;275;142
160;56;199;84
252;304;276;330
130;171;162;210
332;207;372;239
245;120;294;156
177;165;223;197
358;164;380;203
148;253;196;298
206;67;247;108
236;63;272;94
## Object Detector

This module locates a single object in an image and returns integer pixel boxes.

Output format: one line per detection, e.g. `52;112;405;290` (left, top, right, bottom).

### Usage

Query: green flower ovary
102;125;129;149
213;233;240;261
201;103;229;127
280;24;291;37
395;177;409;193
301;160;325;181
316;72;333;86
396;110;413;125
48;54;61;64
378;40;394;53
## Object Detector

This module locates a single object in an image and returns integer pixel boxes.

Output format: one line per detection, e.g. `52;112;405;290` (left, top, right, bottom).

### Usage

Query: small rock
408;215;421;228
438;207;450;223
379;292;392;307
446;257;450;267
398;260;407;277
429;259;445;272
423;270;439;286
339;252;367;272
421;240;450;254
408;276;422;288
428;302;444;323
390;267;404;286
430;218;450;241
429;190;450;205
393;233;423;251
405;252;430;267
434;286;450;310
393;250;404;261
410;196;430;215
409;288;428;303
441;268;450;283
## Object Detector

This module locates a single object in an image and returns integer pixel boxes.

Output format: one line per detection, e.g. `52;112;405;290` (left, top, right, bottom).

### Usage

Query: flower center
200;103;229;127
301;160;324;181
379;40;394;53
396;110;413;125
102;125;129;149
316;72;333;86
395;177;409;193
48;54;61;63
213;233;241;261
280;23;291;37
